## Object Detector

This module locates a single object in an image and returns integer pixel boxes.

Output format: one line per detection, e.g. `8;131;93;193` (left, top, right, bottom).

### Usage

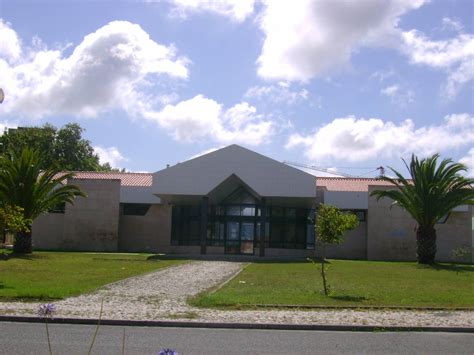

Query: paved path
0;261;472;328
2;322;473;355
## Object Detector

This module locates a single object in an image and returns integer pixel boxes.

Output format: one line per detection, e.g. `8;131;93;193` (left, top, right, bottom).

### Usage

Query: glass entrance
225;220;254;255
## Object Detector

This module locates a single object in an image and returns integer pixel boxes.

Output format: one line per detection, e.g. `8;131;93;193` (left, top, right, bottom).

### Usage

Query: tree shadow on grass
329;295;368;303
417;263;474;273
0;253;38;261
0;282;14;291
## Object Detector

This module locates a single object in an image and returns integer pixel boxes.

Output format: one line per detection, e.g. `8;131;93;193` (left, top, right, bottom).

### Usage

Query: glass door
240;222;254;254
225;221;240;254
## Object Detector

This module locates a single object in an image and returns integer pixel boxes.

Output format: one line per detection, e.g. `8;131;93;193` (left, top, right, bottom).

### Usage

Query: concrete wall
436;207;473;263
120;186;161;204
324;191;368;209
118;204;172;253
367;186;473;262
33;179;121;251
320;223;367;260
32;213;65;250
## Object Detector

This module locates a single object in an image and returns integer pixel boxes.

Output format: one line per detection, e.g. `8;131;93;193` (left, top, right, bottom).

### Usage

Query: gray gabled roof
152;144;316;199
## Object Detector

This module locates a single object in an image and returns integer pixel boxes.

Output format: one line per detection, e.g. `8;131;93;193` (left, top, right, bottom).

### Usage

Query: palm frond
0;148;86;220
371;153;473;228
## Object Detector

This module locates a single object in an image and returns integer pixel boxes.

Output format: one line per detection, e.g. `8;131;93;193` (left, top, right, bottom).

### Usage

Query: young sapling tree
315;204;359;295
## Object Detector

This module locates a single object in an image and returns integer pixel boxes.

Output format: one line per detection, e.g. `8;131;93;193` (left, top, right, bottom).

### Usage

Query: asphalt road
0;322;472;354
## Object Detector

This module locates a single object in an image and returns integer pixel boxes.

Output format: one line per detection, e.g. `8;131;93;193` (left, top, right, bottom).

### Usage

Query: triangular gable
207;173;261;204
152;144;316;198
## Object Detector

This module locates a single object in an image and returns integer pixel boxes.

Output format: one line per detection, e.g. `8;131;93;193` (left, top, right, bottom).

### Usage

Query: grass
0;250;186;301
190;260;474;309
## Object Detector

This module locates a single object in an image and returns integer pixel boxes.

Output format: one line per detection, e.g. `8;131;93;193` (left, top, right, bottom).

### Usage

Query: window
341;210;366;222
437;214;449;224
123;203;151;216
352;210;366;222
226;205;240;216
171;205;201;246
241;206;255;216
266;207;312;249
207;221;225;246
49;202;65;214
223;187;256;204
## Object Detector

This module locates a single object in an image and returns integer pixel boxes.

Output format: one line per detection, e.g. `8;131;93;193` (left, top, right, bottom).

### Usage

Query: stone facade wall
367;185;473;262
118;204;172;253
32;179;121;251
436;206;473;263
320;222;367;260
32;213;65;250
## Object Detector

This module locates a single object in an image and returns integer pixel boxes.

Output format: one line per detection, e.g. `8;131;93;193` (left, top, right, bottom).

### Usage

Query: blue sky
0;0;472;176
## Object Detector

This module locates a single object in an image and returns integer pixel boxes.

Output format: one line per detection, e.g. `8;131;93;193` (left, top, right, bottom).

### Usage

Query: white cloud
144;95;274;145
370;69;395;82
189;146;222;160
400;29;474;99
286;113;474;163
0;20;189;118
254;1;473;98
380;84;415;106
459;148;474;177
0;20;21;63
441;17;464;33
381;85;399;97
165;0;255;22
256;0;427;81
245;82;309;105
93;146;127;168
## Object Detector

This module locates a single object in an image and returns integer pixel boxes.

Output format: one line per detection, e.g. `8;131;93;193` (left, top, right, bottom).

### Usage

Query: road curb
0;315;473;333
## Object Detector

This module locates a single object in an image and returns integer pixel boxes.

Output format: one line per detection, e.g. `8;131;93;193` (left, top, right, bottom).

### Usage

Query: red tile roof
316;177;395;192
58;172;153;187
55;173;401;191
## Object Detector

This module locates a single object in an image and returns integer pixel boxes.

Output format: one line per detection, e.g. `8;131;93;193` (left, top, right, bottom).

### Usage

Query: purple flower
37;303;56;318
158;349;178;355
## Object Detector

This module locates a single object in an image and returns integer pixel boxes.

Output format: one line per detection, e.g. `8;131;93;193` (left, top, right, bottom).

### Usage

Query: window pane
271;207;284;217
270;222;283;247
227;222;239;240
286;208;296;218
226;205;240;216
355;211;365;222
123;203;151;216
49;202;66;214
241;206;255;216
284;222;296;248
241;222;254;241
306;224;315;249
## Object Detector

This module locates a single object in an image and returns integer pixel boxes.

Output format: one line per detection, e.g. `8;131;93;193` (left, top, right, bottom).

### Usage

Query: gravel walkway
0;261;472;328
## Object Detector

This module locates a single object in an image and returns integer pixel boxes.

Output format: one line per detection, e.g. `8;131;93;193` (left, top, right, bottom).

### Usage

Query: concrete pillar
259;198;266;257
200;197;208;255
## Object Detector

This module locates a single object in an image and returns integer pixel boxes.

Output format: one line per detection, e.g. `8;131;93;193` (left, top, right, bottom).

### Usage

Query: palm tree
371;154;473;264
0;148;86;253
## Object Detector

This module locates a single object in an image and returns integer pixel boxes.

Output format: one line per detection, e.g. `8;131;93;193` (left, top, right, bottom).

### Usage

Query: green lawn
191;260;474;309
0;251;186;300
